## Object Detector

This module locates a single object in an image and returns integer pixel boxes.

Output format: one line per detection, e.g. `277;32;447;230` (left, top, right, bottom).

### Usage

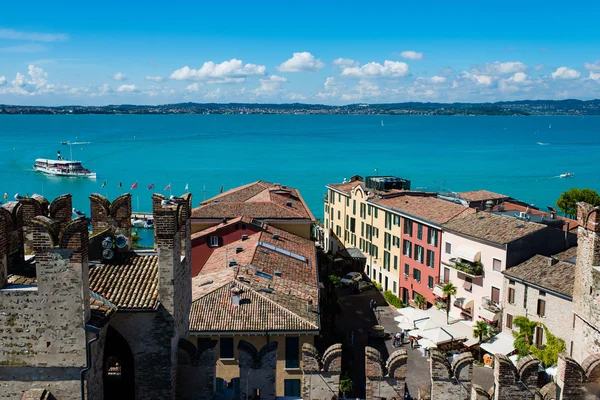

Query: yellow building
189;219;320;399
191;181;315;239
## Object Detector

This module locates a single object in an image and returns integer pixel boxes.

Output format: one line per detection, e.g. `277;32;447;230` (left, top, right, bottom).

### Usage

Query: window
404;263;410;276
373;227;379;238
403;219;413;236
463;277;473;292
414;244;424;263
385;212;392;229
535;326;544;348
403;240;412;257
284;379;301;396
428;276;434;289
361;222;365;237
374;208;378;218
285;337;300;368
444;268;450;284
350;217;356;233
330;191;335;204
539;290;546;296
368;205;372;216
445;242;452;254
393;255;398;270
219;338;234;359
412;290;420;300
209;236;221;247
353;200;356;215
384;232;391;250
493;258;502;272
509;279;515;285
537;299;546;317
426;249;435;268
428;228;439;246
384;251;390;270
417;224;423;240
394;215;401;226
393;281;397;293
413;268;421;283
346;197;350;207
393;235;400;248
360;203;366;218
337;210;341;220
508;288;515;304
506;314;513;329
491;287;500;304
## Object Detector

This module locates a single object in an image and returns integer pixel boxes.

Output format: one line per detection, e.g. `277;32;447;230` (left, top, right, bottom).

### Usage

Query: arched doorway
104;326;135;399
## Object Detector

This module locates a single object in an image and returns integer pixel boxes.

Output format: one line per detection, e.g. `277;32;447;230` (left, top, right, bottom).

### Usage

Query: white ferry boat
34;151;96;179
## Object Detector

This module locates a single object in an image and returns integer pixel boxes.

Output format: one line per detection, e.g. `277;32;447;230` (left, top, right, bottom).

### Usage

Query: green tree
442;282;457;324
414;294;426;309
512;316;538;358
530;325;566;367
556;188;600;218
473;321;494;361
339;374;354;397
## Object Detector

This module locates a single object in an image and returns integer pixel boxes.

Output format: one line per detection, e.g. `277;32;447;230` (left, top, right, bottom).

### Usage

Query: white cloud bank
116;84;138;92
332;58;358;68
472;61;527;75
584;61;600;72
277;52;325;72
170;59;266;83
399;51;423;60
255;75;288;95
551;67;581;80
341;60;410;79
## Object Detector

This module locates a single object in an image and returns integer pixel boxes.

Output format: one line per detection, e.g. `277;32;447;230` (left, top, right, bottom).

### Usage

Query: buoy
13;148;16;150
134;136;136;139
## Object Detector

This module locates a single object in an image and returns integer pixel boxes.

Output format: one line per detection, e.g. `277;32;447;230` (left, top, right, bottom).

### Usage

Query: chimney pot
231;287;241;306
548;256;558;266
273;234;279;240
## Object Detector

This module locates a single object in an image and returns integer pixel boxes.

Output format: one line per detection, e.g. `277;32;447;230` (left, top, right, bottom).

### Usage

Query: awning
417;338;438;349
393;315;414;330
463;280;472;291
443;321;472;341
409;329;425;338
478;308;500;323
415;318;443;331
420;328;454;345
433;286;446;298
456;247;480;263
454;297;474;311
480;332;515;356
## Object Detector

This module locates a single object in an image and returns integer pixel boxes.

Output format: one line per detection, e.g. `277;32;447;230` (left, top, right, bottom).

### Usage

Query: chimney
231;286;241;306
236;246;243;253
241;234;248;241
286;201;292;207
274;269;282;277
306;296;314;312
273;234;280;240
548;256;558;266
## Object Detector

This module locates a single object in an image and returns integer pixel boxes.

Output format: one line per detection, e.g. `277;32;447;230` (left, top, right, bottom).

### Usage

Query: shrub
371;279;383;291
384;290;404;308
328;274;342;288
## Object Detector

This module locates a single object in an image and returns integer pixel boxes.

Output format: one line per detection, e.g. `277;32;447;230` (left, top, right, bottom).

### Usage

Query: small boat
131;218;146;228
537;142;550;146
144;218;154;229
559;172;574;178
72;208;86;217
549;124;552;129
61;141;70;145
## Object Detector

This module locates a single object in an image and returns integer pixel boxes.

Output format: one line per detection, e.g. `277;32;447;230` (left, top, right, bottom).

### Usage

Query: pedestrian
400;330;405;345
372;300;377;313
410;336;414;349
369;299;374;309
392;335;397;347
395;332;401;348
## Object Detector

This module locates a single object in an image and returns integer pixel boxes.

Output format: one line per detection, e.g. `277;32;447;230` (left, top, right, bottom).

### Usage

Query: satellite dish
102;249;114;260
101;237;114;249
115;235;127;249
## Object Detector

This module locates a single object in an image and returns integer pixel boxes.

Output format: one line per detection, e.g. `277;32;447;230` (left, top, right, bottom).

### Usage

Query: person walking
400;330;405;345
372;300;377;313
395;332;401;348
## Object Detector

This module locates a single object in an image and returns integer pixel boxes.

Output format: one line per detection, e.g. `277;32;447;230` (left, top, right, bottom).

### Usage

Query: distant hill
1;99;600;115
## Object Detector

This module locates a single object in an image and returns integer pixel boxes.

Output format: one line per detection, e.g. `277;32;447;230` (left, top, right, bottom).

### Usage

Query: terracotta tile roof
443;212;547;245
89;254;159;310
7;258;37;286
457;190;509;202
88;290;118;328
192;181;314;221
329;181;365;195
493;202;578;231
189;224;319;333
370;195;475;225
503;254;574;297
553;246;578;263
190;216;257;240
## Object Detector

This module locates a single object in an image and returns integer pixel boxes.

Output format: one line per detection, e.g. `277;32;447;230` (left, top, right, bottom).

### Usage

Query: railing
449;258;483;277
482;296;501;313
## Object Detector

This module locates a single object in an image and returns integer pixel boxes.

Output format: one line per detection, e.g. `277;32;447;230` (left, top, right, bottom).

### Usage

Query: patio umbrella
417;338;438;349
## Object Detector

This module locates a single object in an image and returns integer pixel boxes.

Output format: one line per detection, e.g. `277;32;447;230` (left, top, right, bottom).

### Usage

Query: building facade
324;176;473;306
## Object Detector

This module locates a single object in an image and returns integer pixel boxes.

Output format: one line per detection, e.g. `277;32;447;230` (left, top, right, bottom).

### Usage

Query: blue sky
1;0;600;105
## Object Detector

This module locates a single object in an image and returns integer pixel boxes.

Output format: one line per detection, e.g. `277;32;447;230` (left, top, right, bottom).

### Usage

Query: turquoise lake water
1;115;599;246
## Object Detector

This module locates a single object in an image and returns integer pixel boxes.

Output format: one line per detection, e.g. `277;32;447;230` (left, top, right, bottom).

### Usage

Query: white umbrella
409;329;425;338
420;328;453;345
397;321;414;330
417;338;438;349
415;317;443;331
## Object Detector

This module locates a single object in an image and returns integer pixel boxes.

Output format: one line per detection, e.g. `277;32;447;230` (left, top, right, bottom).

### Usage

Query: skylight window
257;241;307;263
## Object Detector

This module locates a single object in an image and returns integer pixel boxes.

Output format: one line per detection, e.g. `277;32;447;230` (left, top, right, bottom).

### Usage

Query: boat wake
61;141;92;145
536;142;550;146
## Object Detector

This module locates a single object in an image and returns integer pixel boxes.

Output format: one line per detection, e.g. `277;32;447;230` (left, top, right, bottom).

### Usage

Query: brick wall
301;343;342;399
177;338;218;400
429;350;473;400
365;346;408;399
89;193;132;252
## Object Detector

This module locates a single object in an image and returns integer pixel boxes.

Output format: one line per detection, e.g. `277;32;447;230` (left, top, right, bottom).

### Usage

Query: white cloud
333;58;359;68
204;88;222;100
89;84;113;97
255;75;288;95
145;75;164;82
419;75;446;84
28;65;48;88
170;59;266;82
551;67;580;80
113;72;128;81
316;77;345;99
340;79;381;101
472;61;527;75
185;82;202;92
340;60;410;79
0;28;69;42
0;76;6;86
534;64;545;71
286;93;307;101
0;44;49;53
116;84;138;93
12;72;26;87
588;72;600;82
461;72;493;86
399;51;423;61
510;72;528;83
584;61;600;72
277;52;325;72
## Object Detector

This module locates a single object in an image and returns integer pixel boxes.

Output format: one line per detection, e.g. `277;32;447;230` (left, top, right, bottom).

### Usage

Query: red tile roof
370;195;475;225
190;224;319;332
443;212;547;245
493;202;578;231
503;254;574;297
192;181;314;221
89;254;159;310
457;190;509;202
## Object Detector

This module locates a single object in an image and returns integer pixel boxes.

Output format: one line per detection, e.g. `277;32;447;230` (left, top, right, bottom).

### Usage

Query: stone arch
386;349;408;379
537;382;558;400
48;194;72;224
19;197;45;224
31;216;61;249
430;349;453;380
58;217;88;250
103;325;135;400
582;353;600;382
517;354;542;388
31;194;50;215
494;353;518;385
90;193;111;216
365;346;384;379
452;352;474;381
471;384;492;400
110;193;132;222
322;343;343;372
0;206;15;232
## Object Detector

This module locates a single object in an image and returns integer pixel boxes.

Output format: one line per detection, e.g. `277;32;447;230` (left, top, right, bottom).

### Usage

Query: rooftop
443;211;547;245
370;195;474;225
457;190;509;202
503;254;575;298
192;181;314;221
553;246;578;264
89;254;159;310
493;202;578;232
190;223;319;333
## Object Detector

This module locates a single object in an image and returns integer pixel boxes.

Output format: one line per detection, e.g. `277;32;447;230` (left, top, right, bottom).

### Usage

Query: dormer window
209;236;222;247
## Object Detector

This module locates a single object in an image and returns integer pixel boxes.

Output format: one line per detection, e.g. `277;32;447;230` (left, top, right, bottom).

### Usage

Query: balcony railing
449;258;483;277
481;296;501;313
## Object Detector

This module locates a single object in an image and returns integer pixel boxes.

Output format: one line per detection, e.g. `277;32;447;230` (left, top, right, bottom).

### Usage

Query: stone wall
429;350;473;400
176;338;218;400
301;343;342;399
572;203;600;363
89;193;132;253
19;194;72;255
238;340;278;400
365;346;408;399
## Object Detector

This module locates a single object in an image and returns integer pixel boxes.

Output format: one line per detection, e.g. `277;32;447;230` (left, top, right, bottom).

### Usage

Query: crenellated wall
238;340;279;400
19;194;72;255
176;338;218;400
365;346;408;399
89;193;132;253
301;343;342;399
429;350;473;400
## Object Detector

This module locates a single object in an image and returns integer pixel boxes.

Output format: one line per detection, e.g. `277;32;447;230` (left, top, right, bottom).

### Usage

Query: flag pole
203;183;206;201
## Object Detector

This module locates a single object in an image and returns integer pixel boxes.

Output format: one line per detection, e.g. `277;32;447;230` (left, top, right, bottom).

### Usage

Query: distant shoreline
1;99;600;116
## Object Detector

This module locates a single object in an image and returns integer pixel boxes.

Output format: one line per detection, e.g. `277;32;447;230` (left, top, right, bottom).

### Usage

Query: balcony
323;193;329;203
449;258;483;277
479;296;502;325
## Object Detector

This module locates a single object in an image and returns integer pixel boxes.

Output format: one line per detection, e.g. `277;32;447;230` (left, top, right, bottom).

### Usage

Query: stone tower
572;202;600;363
